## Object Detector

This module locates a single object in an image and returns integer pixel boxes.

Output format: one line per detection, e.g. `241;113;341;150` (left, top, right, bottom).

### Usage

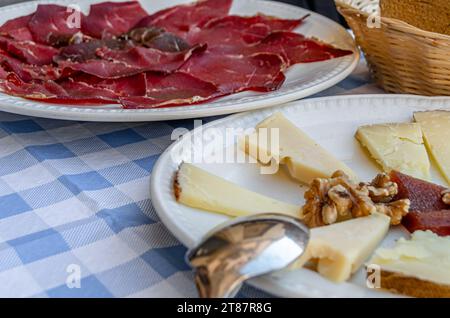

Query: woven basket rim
335;0;450;42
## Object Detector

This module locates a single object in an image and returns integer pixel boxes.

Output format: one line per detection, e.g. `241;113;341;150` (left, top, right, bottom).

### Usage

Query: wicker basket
335;0;450;96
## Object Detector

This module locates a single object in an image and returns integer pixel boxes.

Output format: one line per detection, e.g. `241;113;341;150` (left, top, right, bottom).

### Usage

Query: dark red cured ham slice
0;14;31;34
186;18;351;66
189;14;307;45
56;38;129;63
56;27;191;65
127;27;191;53
57;44;205;79
57;73;147;103
5;27;34;42
180;49;286;94
402;211;450;236
61;73;147;98
201;14;306;31
186;23;257;50
82;1;148;39
136;0;232;38
0;71;147;104
0;14;34;41
28;4;84;45
120;72;220;109
253;32;353;65
0;72;66;99
0;64;8;79
0;36;59;65
0;49;63;81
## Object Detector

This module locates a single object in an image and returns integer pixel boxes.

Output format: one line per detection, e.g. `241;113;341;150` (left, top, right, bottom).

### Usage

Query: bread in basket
335;0;450;96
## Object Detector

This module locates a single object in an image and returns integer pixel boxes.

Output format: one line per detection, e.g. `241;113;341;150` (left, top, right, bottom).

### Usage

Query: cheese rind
241;112;357;184
414;111;450;185
356;123;431;180
369;230;450;286
293;213;390;282
174;163;301;218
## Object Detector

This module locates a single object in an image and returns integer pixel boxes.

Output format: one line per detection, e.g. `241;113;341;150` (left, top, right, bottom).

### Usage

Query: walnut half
301;171;410;228
442;189;450;205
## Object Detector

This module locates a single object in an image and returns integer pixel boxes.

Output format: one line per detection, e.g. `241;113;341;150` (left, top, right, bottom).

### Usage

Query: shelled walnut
301;171;410;228
443;190;450;205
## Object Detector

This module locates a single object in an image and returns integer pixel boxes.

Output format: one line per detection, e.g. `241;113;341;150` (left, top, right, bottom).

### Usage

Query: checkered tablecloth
0;56;383;298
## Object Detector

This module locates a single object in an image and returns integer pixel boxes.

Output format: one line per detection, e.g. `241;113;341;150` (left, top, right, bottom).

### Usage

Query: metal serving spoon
186;213;310;298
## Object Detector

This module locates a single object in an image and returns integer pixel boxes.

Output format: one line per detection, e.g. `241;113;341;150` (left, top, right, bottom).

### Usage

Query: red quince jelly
390;171;448;212
390;171;450;236
402;211;450;236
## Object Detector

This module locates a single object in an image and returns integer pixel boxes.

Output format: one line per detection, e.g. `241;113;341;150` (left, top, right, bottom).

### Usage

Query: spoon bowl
187;213;310;298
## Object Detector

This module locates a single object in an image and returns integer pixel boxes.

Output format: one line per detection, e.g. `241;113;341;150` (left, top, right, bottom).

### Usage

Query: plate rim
0;0;359;122
151;93;450;298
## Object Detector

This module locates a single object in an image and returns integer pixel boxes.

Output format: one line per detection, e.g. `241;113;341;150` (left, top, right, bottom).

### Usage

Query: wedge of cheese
293;213;390;282
241;112;357;184
174;163;301;218
368;230;450;297
356;123;430;180
414;111;450;185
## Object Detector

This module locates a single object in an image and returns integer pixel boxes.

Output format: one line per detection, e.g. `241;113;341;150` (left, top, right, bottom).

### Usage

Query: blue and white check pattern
0;58;381;298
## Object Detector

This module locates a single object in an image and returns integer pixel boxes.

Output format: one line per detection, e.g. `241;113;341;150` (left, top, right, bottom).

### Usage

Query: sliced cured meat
0;36;59;65
0;72;66;99
402;211;450;236
0;14;32;34
201;14;306;31
186;17;352;67
5;27;33;42
127;27;191;52
0;71;146;104
190;14;308;45
82;1;148;39
58;80;119;103
28;4;84;45
0;14;33;41
120;72;220;109
58;27;191;59
0;49;62;81
57;44;205;79
136;0;232;38
390;171;448;213
181;49;286;93
186;23;257;50
56;38;129;62
0;64;8;79
253;32;353;65
62;73;147;98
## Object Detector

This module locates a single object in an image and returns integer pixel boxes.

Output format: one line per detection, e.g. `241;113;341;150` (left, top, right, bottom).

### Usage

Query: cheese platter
151;94;450;298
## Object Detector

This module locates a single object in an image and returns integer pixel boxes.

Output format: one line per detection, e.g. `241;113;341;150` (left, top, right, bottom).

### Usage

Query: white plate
0;0;358;122
151;94;450;298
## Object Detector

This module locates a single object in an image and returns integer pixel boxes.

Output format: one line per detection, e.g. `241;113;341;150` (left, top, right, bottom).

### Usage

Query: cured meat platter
0;0;358;121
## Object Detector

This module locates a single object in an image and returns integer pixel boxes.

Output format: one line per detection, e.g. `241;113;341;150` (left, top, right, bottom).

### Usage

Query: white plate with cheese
150;94;450;298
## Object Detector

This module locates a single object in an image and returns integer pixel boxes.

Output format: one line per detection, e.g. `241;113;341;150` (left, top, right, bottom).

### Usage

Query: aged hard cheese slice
293;213;390;282
368;230;450;297
356;123;430;180
174;163;301;218
414;111;450;185
241;112;357;184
